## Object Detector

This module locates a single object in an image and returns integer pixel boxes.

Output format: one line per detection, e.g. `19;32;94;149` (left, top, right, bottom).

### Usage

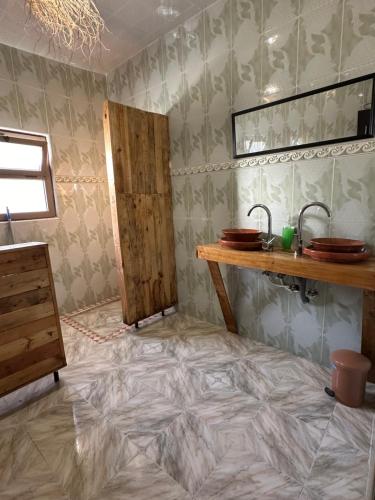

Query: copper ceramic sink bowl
303;245;370;263
310;237;366;253
222;228;262;242
219;237;263;251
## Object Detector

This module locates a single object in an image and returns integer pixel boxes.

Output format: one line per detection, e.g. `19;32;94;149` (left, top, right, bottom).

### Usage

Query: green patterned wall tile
262;19;299;97
183;12;205;81
172;175;193;218
45;93;72;136
148;38;166;87
106;69;123;102
260;163;293;222
148;84;166;114
297;0;342;90
257;273;289;350
192;218;215;249
39;58;70;97
190;173;210;219
192;257;214;303
233;165;261;226
170;118;189;172
341;0;375;72
207;170;234;237
204;0;232;61
292;158;334;217
131;49;150;95
164;30;184;99
233;268;260;338
17;84;48;133
322;284;363;365
68;66;93;101
0;44;14;81
232;14;262;112
287;282;326;364
299;0;333;15
263;0;299;31
174;218;195;261
12;48;43;89
0;79;20;128
51;136;79;176
332;154;375;222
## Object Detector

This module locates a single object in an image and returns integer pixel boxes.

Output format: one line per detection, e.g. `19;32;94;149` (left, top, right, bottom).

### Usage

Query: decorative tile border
61;295;121;318
55;175;106;184
61;314;131;343
61;296;176;343
171;139;375;176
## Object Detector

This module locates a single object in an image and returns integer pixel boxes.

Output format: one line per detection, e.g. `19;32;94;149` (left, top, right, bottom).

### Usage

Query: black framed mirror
232;74;375;159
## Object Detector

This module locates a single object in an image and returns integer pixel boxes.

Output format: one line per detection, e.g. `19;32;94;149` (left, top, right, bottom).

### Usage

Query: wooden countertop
0;242;46;254
196;244;375;291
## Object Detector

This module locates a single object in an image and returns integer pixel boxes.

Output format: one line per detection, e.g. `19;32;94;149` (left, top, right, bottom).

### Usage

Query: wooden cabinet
0;242;66;397
103;101;177;325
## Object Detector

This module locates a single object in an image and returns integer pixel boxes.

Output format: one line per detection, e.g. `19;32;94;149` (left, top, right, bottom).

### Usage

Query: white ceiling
0;0;216;74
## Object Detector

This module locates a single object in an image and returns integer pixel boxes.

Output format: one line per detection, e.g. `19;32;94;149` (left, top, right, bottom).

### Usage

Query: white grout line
10;49;23;130
295;0;301;92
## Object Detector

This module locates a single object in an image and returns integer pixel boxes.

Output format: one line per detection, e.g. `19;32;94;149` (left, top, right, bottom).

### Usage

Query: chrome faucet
296;202;331;256
248;204;274;250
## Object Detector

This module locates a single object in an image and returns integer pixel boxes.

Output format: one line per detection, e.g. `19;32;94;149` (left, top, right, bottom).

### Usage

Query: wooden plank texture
0;268;49;298
0;339;61;378
0;246;47;277
207;261;238;334
197;244;375;291
103;100;177;324
0;357;65;397
0;243;66;397
0;300;55;332
0;287;52;315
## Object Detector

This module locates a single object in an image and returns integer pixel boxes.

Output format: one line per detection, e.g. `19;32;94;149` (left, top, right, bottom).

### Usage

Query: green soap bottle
281;224;295;250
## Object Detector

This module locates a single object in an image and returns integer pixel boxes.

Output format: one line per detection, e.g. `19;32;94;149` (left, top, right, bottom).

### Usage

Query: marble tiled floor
0;303;374;500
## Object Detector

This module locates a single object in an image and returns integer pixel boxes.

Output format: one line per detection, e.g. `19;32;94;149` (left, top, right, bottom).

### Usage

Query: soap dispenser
281;223;294;251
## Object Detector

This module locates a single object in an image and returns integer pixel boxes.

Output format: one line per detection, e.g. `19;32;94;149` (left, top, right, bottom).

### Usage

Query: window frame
0;129;56;221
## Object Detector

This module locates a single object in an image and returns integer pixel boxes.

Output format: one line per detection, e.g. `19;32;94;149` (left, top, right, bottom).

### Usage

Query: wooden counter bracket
207;261;237;334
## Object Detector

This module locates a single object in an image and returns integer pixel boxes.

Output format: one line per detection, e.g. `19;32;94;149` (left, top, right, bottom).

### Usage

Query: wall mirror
232;74;375;158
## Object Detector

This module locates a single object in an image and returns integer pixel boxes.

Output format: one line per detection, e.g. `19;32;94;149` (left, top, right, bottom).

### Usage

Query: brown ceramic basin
303;245;370;263
222;228;262;242
310;238;366;253
219;237;263;251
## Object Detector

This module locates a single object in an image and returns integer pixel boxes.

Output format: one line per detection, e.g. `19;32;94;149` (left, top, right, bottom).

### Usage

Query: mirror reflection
234;77;374;157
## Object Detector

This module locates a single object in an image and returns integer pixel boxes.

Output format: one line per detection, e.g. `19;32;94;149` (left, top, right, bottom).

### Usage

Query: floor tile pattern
0;303;374;499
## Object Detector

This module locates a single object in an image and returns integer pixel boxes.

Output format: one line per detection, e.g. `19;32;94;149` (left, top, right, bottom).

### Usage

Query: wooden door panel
104;101;177;325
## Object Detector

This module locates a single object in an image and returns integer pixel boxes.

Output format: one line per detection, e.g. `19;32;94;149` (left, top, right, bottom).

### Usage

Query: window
0;129;56;221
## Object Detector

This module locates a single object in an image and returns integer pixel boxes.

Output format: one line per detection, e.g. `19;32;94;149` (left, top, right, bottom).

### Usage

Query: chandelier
25;0;106;56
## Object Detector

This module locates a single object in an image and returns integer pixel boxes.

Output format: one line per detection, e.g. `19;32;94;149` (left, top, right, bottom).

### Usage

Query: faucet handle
262;236;276;251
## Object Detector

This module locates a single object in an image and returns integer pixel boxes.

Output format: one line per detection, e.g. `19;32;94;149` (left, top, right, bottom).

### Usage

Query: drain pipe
263;271;319;304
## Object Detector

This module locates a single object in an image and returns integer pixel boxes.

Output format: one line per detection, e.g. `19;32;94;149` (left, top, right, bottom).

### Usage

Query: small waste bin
330;349;371;408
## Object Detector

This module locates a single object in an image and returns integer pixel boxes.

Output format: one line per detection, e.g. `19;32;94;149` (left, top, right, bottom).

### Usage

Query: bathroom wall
0;43;118;313
107;0;375;366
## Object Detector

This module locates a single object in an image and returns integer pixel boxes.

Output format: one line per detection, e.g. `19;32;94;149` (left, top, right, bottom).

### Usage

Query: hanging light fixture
25;0;106;56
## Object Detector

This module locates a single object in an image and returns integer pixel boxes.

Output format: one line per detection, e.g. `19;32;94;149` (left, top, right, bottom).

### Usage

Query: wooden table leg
207;260;238;334
362;290;375;382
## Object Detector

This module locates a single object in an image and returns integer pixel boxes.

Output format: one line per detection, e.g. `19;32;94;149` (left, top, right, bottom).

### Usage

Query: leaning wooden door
103;101;177;325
